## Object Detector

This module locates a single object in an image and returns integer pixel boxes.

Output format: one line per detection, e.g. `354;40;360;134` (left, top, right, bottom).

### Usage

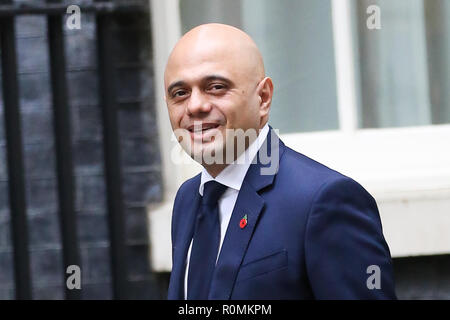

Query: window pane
355;0;450;128
180;0;339;133
425;0;450;125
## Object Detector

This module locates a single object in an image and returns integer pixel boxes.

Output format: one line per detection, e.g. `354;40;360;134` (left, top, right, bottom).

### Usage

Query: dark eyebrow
167;75;234;95
202;75;233;86
167;80;186;95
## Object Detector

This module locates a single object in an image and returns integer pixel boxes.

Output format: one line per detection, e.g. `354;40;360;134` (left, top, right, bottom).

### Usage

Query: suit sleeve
304;177;397;299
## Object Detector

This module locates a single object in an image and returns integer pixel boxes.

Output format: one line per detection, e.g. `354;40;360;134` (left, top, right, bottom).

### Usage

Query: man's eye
173;90;187;97
209;84;226;91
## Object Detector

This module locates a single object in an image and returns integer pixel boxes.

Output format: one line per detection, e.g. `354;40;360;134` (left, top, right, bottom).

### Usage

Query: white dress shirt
184;123;270;299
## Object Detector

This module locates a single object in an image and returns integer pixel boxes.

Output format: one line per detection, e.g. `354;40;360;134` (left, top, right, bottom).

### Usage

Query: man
164;23;396;300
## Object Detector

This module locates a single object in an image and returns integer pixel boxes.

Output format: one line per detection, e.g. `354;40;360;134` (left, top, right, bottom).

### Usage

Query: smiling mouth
187;123;220;133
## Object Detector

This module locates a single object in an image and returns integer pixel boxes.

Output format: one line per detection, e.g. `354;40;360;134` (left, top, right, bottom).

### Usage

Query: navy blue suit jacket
168;127;396;299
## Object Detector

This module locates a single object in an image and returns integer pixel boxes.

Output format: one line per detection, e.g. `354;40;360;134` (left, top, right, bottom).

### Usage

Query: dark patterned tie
187;180;228;300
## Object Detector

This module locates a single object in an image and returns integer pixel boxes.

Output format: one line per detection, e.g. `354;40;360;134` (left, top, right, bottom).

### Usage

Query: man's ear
257;77;274;124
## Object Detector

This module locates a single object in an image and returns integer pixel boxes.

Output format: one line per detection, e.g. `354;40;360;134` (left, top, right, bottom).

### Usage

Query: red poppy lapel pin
239;214;248;229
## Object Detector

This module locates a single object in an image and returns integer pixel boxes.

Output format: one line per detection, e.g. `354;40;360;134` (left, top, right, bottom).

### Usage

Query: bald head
165;23;265;87
163;24;274;177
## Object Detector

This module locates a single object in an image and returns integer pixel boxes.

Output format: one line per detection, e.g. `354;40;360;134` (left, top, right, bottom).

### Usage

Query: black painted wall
0;4;163;299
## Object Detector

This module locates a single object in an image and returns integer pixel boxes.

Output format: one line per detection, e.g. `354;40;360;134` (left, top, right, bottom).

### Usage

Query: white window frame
148;0;450;271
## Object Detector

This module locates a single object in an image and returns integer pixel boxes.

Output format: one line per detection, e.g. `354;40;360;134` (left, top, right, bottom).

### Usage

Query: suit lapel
208;127;285;299
208;179;265;299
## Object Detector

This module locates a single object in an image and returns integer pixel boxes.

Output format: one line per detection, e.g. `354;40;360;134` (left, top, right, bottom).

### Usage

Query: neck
202;136;252;178
203;163;229;178
201;123;268;178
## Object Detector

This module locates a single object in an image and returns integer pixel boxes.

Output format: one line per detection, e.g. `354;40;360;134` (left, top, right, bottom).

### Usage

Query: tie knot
202;180;227;206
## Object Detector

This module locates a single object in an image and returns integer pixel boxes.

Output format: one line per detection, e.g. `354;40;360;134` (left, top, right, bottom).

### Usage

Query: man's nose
186;89;212;116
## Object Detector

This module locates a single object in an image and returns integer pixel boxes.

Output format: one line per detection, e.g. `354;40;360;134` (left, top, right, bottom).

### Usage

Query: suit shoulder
171;173;201;237
280;146;348;184
278;146;374;201
174;173;201;207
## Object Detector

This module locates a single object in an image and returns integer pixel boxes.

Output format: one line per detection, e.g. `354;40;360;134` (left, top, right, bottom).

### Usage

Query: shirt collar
199;123;270;196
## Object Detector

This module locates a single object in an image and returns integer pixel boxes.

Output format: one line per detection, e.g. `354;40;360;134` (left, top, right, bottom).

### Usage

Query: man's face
164;36;263;164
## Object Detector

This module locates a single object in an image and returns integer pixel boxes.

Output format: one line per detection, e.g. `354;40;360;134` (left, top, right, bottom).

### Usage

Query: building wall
0;3;163;299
